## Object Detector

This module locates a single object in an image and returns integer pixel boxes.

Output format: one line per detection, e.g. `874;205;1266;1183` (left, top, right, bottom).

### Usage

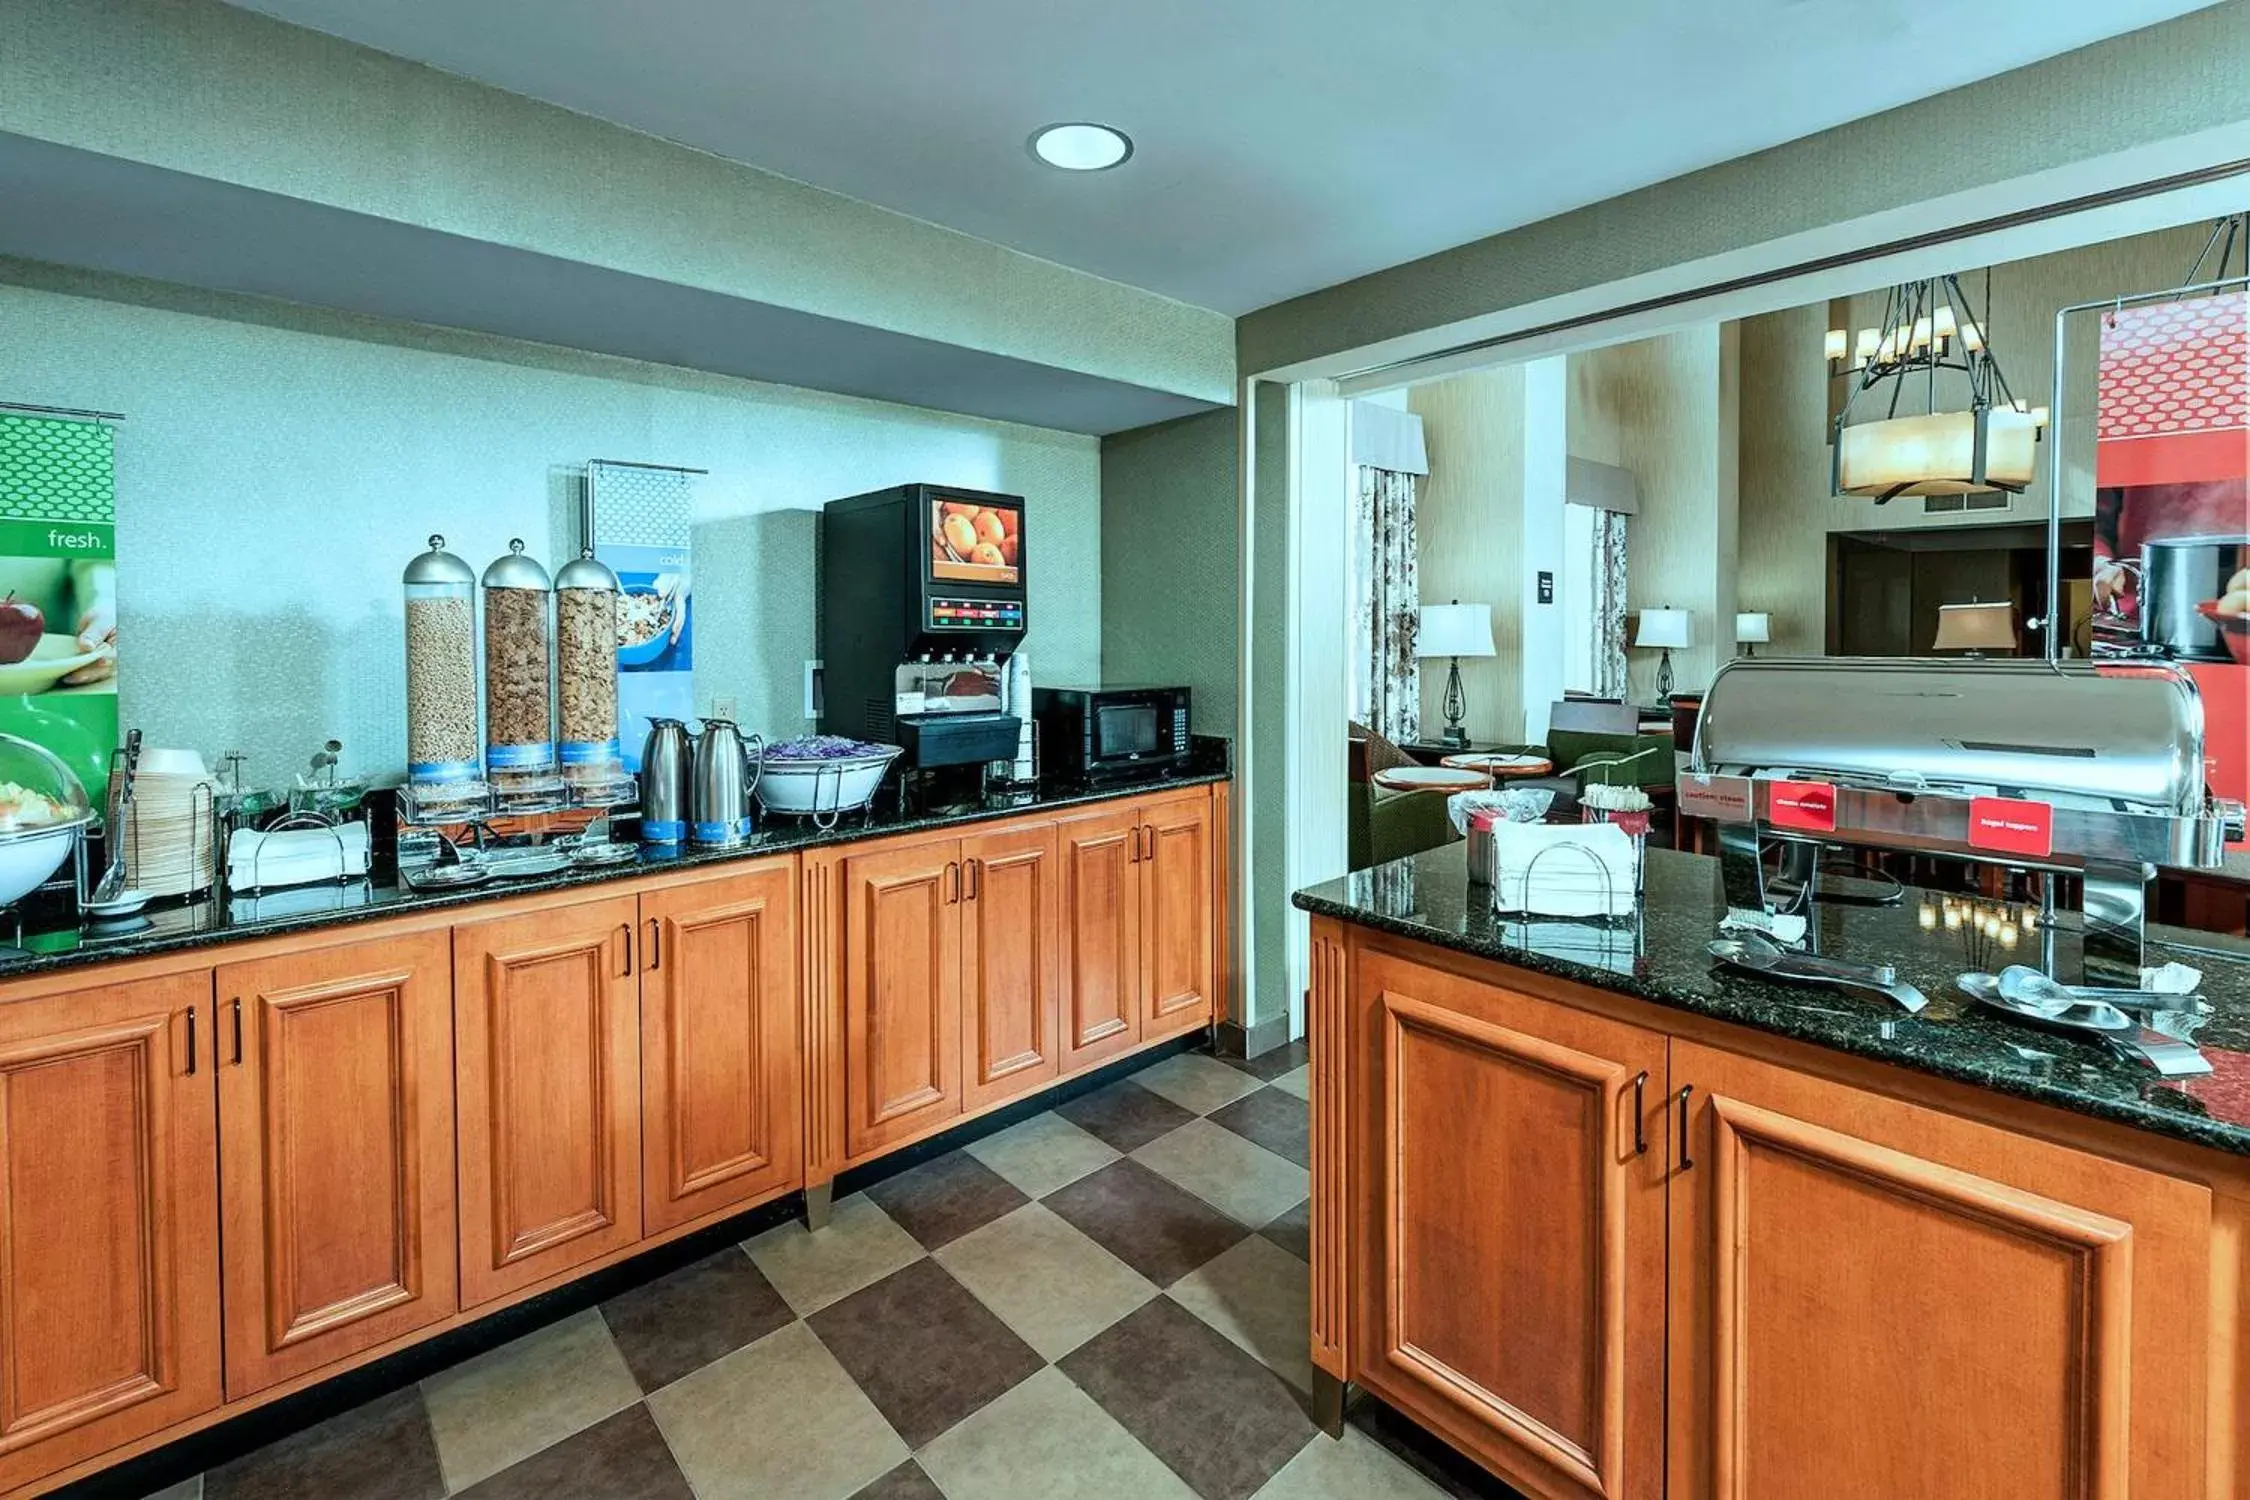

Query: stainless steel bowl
2141;533;2250;662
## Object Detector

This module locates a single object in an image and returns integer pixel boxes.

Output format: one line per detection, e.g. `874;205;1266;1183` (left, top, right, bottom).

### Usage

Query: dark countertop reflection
1295;843;2250;1159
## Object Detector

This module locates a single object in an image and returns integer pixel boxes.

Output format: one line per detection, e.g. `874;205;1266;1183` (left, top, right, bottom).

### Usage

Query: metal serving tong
1709;929;1928;1014
1956;969;2212;1078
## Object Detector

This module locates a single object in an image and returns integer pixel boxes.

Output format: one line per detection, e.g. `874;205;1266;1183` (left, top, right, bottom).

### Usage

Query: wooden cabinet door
1352;950;1666;1500
1667;1040;2211;1500
1138;791;1215;1039
842;837;962;1159
454;896;643;1307
640;861;803;1234
1058;805;1143;1071
960;820;1062;1112
216;932;457;1396
0;971;221;1493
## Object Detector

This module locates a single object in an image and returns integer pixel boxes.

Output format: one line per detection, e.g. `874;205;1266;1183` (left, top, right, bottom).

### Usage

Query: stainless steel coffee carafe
691;719;765;848
638;718;692;844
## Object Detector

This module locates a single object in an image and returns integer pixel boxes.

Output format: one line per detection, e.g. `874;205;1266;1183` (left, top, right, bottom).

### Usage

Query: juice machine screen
929;496;1022;587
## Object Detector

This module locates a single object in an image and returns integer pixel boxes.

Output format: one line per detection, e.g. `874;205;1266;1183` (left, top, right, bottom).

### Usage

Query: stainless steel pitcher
691;719;765;848
639;718;692;845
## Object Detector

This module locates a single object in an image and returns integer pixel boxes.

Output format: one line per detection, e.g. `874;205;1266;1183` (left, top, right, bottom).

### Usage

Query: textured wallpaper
1099;408;1240;731
0;271;1101;788
1409;367;1527;740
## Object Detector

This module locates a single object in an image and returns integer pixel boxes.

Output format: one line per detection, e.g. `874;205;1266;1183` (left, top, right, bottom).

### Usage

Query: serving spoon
1709;930;1928;1014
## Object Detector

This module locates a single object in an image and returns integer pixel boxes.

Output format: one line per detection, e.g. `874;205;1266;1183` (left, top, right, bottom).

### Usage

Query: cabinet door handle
619;923;634;978
1142;826;1156;862
646;918;661;972
965;858;980;902
185;1008;198;1076
231;998;244;1067
1630;1070;1649;1156
947;861;961;904
1127;829;1141;864
1676;1084;1695;1172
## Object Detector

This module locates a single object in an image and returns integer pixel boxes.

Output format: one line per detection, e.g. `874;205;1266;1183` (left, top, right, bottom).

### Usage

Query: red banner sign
1767;780;1836;834
1967;796;2054;860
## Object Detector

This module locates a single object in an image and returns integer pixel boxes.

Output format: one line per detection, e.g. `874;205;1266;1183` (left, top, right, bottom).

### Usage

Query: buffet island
0;757;1228;1498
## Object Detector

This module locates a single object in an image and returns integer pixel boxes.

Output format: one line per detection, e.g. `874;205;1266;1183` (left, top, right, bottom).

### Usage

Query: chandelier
1825;272;2047;503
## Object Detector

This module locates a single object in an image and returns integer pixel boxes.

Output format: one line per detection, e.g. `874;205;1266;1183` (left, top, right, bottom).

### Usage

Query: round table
1371;765;1494;794
1440;752;1554;778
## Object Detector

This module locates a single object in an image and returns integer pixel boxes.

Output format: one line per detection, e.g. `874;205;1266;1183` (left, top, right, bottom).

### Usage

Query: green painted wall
1237;0;2250;375
1099;409;1240;731
1;0;1234;404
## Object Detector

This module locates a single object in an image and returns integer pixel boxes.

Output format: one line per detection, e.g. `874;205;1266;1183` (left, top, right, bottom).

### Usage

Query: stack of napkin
1491;822;1637;918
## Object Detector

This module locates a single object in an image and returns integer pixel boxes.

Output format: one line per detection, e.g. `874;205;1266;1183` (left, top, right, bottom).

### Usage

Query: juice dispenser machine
819;484;1027;805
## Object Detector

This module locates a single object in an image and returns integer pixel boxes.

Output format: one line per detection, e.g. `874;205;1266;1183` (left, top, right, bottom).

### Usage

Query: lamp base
1439;725;1469;749
1658;649;1676;699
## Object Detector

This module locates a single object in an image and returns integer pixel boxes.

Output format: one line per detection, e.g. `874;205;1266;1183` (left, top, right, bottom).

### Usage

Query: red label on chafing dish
1968;796;2054;859
1767;780;1836;833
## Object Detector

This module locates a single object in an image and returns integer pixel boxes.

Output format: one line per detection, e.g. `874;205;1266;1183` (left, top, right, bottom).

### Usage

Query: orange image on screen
931;500;1020;585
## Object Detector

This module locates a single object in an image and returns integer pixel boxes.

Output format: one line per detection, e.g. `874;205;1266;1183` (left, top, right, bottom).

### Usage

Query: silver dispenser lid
403;534;476;587
554;547;619;593
481;538;551;592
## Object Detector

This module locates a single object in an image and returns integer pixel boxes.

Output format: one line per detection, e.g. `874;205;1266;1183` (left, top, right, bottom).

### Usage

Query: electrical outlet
712;695;738;722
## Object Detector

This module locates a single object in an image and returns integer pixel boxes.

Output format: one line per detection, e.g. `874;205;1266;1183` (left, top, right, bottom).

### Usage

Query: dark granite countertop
1294;843;2250;1159
0;752;1228;985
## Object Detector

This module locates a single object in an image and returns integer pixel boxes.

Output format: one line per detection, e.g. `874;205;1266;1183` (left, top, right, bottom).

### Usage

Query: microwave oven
1033;686;1192;783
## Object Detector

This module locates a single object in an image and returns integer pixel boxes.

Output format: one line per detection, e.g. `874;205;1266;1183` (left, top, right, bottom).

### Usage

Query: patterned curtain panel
1592;510;1630;699
1352;465;1421;743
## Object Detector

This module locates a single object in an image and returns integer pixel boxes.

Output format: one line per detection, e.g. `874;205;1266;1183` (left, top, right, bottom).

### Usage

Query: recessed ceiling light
1029;122;1133;172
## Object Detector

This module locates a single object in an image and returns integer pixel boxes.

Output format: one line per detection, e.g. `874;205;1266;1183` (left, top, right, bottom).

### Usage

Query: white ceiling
226;0;2212;315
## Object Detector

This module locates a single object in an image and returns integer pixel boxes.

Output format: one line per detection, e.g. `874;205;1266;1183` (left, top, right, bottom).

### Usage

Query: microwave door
1096;703;1162;761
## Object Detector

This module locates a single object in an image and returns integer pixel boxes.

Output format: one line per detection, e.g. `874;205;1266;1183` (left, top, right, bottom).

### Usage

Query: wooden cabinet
960;821;1062;1112
1059;805;1143;1069
0;971;221;1493
1139;790;1216;1039
453;896;643;1308
1666;1040;2210;1500
1348;950;1667;1500
842;837;964;1158
639;862;802;1235
215;933;457;1396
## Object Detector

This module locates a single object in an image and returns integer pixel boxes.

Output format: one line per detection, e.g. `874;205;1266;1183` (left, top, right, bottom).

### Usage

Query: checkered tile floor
142;1046;1516;1500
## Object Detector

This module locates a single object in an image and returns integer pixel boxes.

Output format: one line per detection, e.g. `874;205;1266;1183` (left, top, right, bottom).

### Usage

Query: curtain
1352;465;1420;743
1591;510;1630;699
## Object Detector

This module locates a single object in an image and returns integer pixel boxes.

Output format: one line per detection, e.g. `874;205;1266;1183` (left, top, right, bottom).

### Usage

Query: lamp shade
1633;608;1692;651
1418;602;1495;658
1932;601;2018;653
1734;612;1772;645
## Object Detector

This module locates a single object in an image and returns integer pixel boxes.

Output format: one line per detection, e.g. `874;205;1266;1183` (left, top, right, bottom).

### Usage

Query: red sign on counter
1767;780;1836;833
1967;796;2055;860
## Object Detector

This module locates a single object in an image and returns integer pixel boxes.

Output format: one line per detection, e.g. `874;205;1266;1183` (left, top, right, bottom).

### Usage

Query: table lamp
1633;608;1692;697
1734;611;1772;658
1932;600;2017;656
1417;601;1495;748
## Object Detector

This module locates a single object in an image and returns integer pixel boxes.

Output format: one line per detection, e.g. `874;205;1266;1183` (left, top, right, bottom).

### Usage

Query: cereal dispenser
400;536;488;821
554;547;634;805
481;539;564;812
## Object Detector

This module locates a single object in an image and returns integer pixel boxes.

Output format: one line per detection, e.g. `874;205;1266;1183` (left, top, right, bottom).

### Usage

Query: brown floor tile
1059;1298;1315;1500
454;1405;694;1500
1053;1079;1197;1153
807;1258;1044;1448
204;1387;444;1500
1206;1086;1310;1167
1221;1040;1309;1081
850;1459;947;1500
1043;1159;1249;1286
601;1247;796;1392
862;1150;1029;1251
1260;1197;1312;1262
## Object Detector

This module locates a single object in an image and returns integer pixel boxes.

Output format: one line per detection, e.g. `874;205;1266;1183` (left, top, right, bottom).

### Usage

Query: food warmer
1678;657;2244;982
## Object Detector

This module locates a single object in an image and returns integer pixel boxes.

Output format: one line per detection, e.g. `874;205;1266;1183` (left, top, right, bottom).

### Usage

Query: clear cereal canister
400;535;487;820
481;538;564;810
553;547;633;804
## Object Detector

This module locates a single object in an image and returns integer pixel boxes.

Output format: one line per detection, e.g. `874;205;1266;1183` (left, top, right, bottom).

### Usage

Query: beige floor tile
935;1203;1157;1360
964;1111;1121;1198
745;1192;924;1315
1253;1427;1446;1499
1130;1053;1264;1115
1168;1235;1314;1392
917;1366;1198;1500
649;1321;906;1500
421;1307;641;1490
1132;1120;1310;1228
1270;1065;1312;1100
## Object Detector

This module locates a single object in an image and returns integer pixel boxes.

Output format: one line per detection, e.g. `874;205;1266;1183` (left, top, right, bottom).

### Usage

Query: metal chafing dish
1678;657;2245;982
